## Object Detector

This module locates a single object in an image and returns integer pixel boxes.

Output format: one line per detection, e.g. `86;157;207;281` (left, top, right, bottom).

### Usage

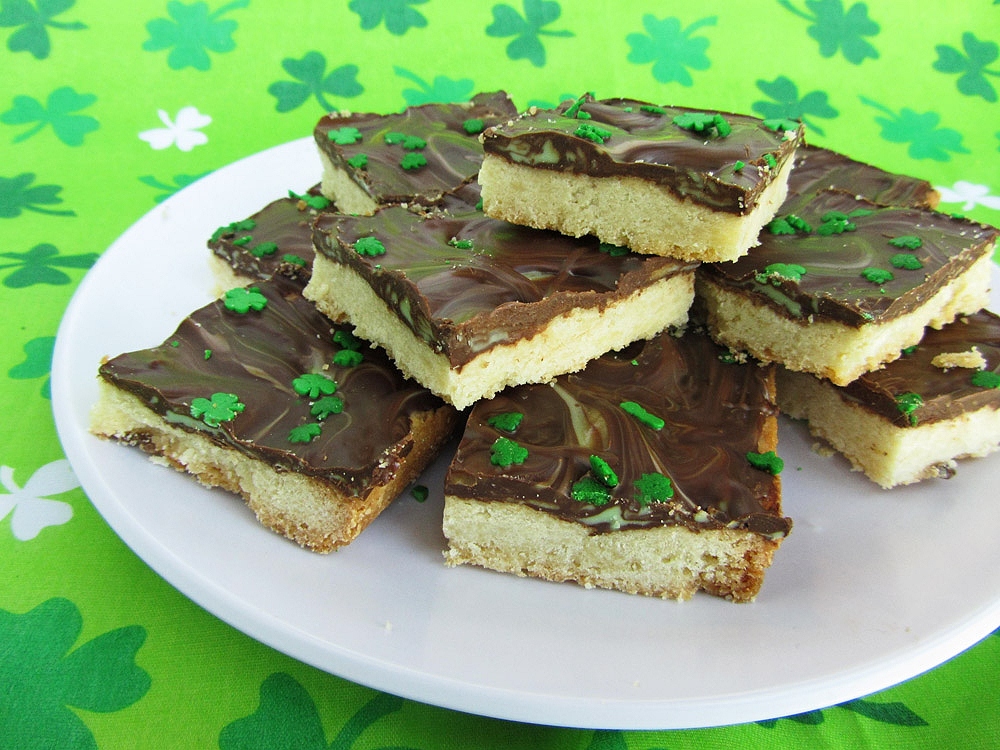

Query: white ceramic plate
52;138;1000;730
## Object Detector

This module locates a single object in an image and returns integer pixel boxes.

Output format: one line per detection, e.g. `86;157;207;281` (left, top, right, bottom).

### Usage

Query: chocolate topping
98;274;455;495
312;183;697;367
838;310;1000;426
209;185;334;281
480;94;802;214
701;190;997;327
445;329;790;538
785;144;939;211
314;91;518;206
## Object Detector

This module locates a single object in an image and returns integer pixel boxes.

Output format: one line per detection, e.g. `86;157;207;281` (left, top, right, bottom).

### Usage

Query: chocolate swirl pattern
98;274;450;494
481;94;801;213
445;330;790;538
314;91;518;206
702;190;998;326
313;186;696;366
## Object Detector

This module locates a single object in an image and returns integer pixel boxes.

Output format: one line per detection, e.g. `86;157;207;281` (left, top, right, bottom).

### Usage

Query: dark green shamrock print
753;76;838;136
0;173;75;218
933;32;1000;102
486;0;573;67
268;52;363;112
218;672;415;750
8;335;55;398
0;598;150;750
348;0;428;35
395;66;474;105
143;0;249;71
625;14;715;86
1;86;98;146
860;96;969;161
757;697;927;727
1;243;97;287
0;0;85;59
778;0;880;64
138;172;208;203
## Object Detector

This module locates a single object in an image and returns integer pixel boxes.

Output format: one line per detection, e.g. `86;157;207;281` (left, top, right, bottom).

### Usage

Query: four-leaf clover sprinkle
190;392;245;427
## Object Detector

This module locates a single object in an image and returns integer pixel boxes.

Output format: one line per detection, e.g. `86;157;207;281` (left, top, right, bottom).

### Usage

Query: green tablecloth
3;1;999;747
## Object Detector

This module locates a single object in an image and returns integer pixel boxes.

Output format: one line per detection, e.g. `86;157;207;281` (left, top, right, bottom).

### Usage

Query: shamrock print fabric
2;1;999;747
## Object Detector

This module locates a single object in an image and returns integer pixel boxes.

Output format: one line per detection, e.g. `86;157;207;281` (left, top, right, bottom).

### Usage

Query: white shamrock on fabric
138;106;212;151
0;460;77;541
935;181;1000;212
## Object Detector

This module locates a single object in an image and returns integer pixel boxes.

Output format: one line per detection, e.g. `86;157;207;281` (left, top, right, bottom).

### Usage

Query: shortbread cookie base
442;496;781;602
777;368;1000;488
305;253;695;409
697;251;994;386
91;380;455;552
478;152;794;262
318;147;379;216
208;252;253;295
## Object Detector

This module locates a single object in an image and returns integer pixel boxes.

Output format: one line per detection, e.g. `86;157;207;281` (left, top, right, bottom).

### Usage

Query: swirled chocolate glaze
445;329;790;538
314;91;517;206
480;94;802;214
837;310;1000;426
312;183;697;367
98;273;456;495
209;185;334;281
785;145;938;211
700;190;997;327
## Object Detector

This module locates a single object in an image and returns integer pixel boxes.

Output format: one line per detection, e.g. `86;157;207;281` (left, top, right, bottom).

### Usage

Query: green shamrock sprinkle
170;340;180;348
889;235;922;250
211;218;256;243
311;395;344;419
589;455;619;488
571;476;611;505
598;242;629;257
411;484;429;502
620;401;665;430
328;126;363;145
400;152;428;170
574;122;613;143
487;411;524;432
354;236;386;256
347;153;368;169
203;349;212;360
385;132;426;150
463;118;485;134
672;112;730;136
292;373;337;399
902;345;919;355
564;92;593;119
639;104;667;114
762;117;801;132
490;436;529;467
733;159;745;172
971;370;1000;389
746;450;784;475
288;423;322;444
895;392;924;426
634;473;674;505
283;253;307;266
334;349;364;367
763;153;777;169
223;286;268;313
449;238;474;250
755;263;807;284
190;392;245;428
232;235;252;246
288;190;331;210
333;329;362;350
767;214;812;235
816;212;856;235
861;267;894;284
890;253;923;270
250;241;278;258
